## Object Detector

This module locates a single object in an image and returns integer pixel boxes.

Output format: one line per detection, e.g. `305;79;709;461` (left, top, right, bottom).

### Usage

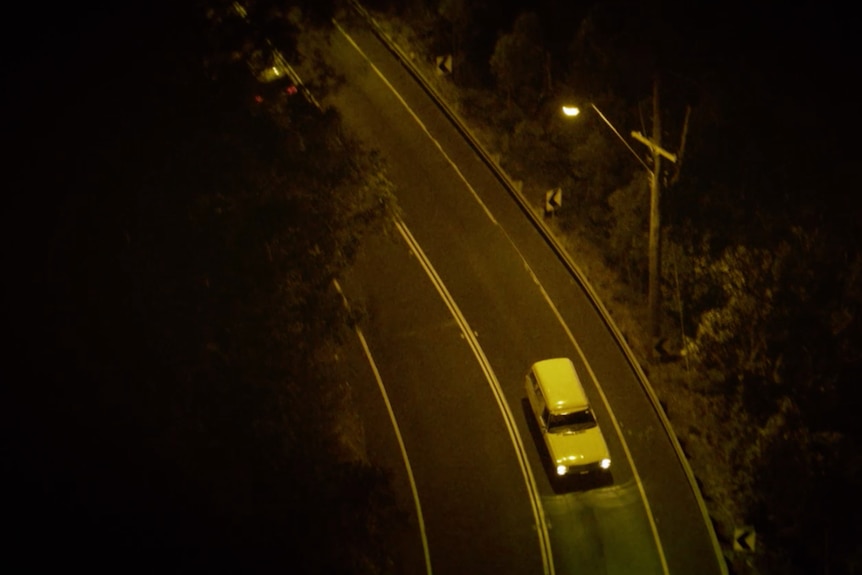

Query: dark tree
4;2;401;573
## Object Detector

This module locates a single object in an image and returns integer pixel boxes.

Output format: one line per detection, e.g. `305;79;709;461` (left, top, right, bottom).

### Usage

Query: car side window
541;406;551;429
528;372;539;393
534;384;545;409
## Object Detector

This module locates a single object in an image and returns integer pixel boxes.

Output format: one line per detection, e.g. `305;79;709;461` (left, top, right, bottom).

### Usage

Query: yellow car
525;358;611;476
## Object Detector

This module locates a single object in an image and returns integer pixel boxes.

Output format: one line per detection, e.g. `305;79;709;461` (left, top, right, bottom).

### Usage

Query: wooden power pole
648;78;662;344
631;77;677;346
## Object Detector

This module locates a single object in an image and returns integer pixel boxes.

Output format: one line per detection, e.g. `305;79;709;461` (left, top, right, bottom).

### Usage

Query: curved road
313;11;725;575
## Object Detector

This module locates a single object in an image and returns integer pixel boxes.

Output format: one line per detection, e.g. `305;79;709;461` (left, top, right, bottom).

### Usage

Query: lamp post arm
590;103;653;174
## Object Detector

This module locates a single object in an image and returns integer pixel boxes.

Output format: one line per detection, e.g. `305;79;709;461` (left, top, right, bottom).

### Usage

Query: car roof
531;358;589;412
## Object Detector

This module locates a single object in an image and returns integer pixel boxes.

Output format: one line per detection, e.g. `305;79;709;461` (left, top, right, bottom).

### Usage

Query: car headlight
556;464;568;476
600;458;611;470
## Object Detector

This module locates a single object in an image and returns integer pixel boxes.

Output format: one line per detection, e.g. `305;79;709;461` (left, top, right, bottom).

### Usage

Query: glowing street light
562;103;651;172
562;90;676;344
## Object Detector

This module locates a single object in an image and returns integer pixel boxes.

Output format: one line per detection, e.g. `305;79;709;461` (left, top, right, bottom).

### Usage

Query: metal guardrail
270;46;322;110
344;1;727;573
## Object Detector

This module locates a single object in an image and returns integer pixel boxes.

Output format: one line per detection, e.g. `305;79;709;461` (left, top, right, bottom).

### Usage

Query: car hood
545;426;610;467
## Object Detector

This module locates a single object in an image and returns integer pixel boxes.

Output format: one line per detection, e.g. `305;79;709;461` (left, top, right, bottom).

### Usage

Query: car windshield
547;408;597;432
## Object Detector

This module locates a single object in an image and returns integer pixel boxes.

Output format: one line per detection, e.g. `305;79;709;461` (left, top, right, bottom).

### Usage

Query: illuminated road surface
311;12;725;575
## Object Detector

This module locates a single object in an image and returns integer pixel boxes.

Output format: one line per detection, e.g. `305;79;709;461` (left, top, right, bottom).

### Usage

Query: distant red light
285;85;298;95
254;95;263;103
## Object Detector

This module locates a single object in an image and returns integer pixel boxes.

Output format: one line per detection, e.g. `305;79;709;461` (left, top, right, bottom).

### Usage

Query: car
248;49;301;104
525;358;611;477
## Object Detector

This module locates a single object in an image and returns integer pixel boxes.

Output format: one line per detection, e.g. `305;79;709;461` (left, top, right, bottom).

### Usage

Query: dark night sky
4;0;857;152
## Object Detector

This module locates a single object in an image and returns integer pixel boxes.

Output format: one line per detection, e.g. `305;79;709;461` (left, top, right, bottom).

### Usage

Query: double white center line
336;217;556;575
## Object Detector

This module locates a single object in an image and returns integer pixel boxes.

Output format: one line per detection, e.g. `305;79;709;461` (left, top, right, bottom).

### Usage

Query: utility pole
631;77;677;346
566;83;681;347
648;78;662;345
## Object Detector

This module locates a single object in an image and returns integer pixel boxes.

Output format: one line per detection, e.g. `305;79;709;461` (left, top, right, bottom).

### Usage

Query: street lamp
564;102;651;172
562;87;675;345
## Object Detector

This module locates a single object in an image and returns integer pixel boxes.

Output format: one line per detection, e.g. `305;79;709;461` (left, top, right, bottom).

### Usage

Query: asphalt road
314;12;725;575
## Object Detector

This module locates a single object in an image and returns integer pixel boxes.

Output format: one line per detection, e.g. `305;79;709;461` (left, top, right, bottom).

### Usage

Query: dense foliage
4;1;400;573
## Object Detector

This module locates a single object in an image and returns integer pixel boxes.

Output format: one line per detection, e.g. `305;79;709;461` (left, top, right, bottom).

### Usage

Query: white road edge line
395;221;555;575
333;279;433;575
333;15;668;573
332;20;499;227
333;21;553;573
522;264;671;575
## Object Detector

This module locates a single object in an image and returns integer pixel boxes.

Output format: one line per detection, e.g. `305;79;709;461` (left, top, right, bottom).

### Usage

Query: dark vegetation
362;0;862;573
3;0;860;573
3;1;401;573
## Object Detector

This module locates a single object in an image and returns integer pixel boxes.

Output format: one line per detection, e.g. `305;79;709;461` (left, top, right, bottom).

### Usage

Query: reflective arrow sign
733;526;756;552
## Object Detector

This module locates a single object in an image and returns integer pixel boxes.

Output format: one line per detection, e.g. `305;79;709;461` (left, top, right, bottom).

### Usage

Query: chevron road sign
733;526;756;552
